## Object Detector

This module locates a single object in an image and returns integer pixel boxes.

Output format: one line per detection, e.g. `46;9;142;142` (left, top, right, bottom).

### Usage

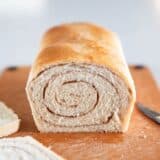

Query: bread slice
0;136;64;160
0;102;20;137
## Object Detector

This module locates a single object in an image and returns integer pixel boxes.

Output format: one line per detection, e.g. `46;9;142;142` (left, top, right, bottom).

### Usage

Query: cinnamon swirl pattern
0;136;63;160
26;23;136;132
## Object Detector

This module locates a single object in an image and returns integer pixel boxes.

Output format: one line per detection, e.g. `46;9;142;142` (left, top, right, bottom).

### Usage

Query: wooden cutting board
0;66;159;160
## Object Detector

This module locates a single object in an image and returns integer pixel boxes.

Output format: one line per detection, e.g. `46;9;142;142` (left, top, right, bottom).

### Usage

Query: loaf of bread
26;22;136;132
0;102;20;137
0;136;64;160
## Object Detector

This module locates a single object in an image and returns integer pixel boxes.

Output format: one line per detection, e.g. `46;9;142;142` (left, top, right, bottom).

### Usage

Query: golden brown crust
31;23;135;88
27;22;136;132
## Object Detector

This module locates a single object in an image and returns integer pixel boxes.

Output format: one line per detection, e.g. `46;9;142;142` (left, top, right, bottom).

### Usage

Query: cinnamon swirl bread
26;23;136;132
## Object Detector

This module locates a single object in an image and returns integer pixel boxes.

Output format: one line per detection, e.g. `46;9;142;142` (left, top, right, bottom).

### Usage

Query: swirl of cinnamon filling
28;63;129;131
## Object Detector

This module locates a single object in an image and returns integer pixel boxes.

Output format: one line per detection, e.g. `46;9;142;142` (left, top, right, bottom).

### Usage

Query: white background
0;0;159;85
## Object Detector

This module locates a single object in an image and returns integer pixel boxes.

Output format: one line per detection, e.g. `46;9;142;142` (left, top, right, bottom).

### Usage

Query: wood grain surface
0;66;159;160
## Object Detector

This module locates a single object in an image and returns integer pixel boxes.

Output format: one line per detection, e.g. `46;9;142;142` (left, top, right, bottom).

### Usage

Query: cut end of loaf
26;62;134;133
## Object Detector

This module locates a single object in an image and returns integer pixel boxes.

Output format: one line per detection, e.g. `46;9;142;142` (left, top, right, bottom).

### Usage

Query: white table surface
0;0;159;85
